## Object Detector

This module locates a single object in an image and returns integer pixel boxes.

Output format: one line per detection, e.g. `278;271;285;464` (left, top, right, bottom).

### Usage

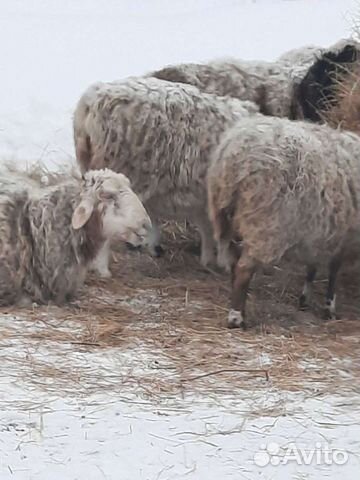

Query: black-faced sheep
207;116;360;328
0;167;152;305
73;77;258;269
150;39;360;122
295;39;359;121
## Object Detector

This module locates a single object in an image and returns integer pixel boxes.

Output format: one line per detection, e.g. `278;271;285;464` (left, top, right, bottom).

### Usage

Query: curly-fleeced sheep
73;77;258;268
149;58;295;118
150;39;360;121
0;167;151;305
207;116;360;328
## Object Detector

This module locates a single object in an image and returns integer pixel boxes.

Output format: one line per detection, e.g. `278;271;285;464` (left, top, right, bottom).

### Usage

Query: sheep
295;39;360;121
0;167;152;306
276;45;322;65
73;76;258;269
207;116;360;329
149;39;360;121
149;58;294;118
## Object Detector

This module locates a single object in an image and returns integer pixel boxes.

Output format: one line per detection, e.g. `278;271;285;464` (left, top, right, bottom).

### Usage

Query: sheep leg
217;240;234;272
213;206;236;271
217;238;242;273
228;254;257;329
194;215;216;267
324;254;342;319
90;240;112;278
299;265;317;310
216;239;230;270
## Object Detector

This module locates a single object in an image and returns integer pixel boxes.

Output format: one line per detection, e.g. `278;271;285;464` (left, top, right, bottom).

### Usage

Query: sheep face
72;169;152;247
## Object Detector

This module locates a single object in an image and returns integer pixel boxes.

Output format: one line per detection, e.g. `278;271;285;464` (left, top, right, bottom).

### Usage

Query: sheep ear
72;198;94;230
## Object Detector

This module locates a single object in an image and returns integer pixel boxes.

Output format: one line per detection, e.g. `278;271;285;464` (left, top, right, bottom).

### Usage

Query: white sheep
73;76;258;269
276;45;322;65
150;39;360;121
0;167;152;305
149;58;294;118
207;116;360;328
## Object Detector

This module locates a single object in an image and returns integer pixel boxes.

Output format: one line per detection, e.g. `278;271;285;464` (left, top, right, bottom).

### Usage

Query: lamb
0;167;152;306
149;39;360;121
73;76;258;269
207;116;360;329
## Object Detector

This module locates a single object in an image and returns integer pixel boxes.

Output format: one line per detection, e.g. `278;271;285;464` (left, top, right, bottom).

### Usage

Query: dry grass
323;62;360;133
0;224;359;409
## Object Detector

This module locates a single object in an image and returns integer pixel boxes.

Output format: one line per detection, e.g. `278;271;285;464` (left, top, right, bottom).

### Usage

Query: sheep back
0;170;88;305
74;77;257;218
26;182;88;303
150;60;294;118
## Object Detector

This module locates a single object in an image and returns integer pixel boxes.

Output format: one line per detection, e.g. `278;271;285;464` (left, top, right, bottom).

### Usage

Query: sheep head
72;168;152;247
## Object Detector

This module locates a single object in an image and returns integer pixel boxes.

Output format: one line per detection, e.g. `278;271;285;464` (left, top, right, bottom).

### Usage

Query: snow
0;0;360;478
1;394;360;479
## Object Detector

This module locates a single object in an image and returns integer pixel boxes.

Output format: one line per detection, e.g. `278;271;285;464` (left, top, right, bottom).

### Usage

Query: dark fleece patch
296;45;359;121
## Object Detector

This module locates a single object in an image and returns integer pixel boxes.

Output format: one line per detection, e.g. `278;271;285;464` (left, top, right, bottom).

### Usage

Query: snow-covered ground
1;1;360;479
1;394;359;480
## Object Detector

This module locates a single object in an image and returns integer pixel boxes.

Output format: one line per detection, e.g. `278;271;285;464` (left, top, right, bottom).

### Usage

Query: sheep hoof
323;297;337;320
227;309;246;329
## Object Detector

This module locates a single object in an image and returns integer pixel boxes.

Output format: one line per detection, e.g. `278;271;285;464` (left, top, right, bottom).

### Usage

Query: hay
319;23;360;131
2;159;81;186
296;41;360;122
322;63;360;134
0;225;359;411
